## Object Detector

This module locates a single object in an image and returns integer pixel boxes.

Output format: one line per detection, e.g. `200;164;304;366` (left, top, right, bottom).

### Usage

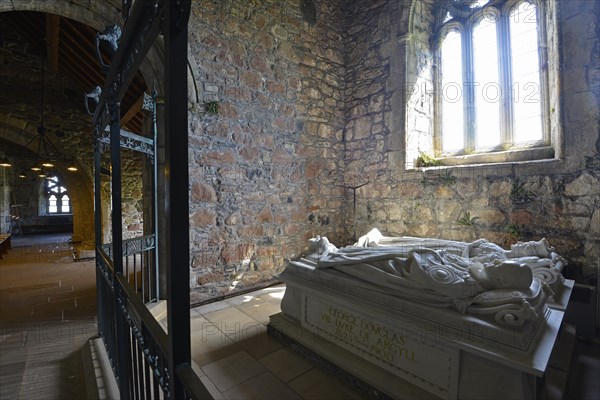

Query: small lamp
0;157;11;167
31;161;42;171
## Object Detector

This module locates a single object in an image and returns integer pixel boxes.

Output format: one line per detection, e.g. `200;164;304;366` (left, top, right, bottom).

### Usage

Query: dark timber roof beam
120;94;144;128
45;14;60;72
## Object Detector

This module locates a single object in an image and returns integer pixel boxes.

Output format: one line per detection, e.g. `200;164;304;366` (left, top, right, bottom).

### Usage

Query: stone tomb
269;268;573;400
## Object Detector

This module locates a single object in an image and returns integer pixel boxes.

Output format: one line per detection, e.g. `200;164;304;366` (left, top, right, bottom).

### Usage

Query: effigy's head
308;236;329;252
509;238;553;258
471;260;533;290
305;236;338;261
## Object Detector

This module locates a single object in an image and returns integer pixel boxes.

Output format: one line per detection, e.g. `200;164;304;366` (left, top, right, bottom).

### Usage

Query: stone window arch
42;176;71;215
405;0;562;168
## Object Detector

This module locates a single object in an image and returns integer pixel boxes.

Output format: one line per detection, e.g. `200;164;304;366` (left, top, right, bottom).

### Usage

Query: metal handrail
101;235;157;303
92;0;199;397
102;234;156;260
98;243;210;399
176;365;214;400
116;273;171;394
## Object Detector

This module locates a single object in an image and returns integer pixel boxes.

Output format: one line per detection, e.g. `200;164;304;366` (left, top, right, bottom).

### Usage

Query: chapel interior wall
342;0;600;285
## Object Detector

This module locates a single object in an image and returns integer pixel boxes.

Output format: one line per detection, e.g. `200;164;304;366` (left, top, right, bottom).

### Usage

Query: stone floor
0;233;96;400
1;233;599;399
0;234;367;400
183;285;368;400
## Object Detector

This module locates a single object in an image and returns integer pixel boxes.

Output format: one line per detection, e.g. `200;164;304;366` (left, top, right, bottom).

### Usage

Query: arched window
434;0;551;158
45;176;71;214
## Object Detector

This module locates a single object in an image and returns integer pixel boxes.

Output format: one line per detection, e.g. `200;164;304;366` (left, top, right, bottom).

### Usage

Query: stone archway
1;1;201;268
0;1;196;252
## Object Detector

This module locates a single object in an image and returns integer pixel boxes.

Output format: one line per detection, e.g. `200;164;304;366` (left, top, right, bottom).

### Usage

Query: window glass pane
49;195;57;213
510;2;542;143
470;0;489;9
440;30;464;152
45;176;71;214
62;195;70;213
473;16;501;149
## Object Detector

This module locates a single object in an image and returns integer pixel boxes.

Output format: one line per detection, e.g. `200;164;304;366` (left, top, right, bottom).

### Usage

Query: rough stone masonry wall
121;154;145;239
342;0;600;285
187;0;347;300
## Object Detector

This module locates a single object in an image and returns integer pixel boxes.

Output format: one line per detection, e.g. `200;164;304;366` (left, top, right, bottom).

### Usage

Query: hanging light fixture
18;170;27;178
0;157;11;167
24;55;56;173
66;159;78;172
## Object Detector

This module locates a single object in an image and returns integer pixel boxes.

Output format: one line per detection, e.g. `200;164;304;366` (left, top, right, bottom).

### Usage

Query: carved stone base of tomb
268;266;574;400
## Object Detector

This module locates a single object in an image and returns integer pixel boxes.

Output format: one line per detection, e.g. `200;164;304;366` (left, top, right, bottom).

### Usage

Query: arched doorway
0;8;156;250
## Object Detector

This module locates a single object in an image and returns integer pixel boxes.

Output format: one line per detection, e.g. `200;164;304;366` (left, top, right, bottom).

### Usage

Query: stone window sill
407;146;558;172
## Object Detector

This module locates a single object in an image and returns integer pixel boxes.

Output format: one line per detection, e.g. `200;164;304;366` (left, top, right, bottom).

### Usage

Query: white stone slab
273;270;568;399
279;265;551;351
301;294;460;399
547;279;574;311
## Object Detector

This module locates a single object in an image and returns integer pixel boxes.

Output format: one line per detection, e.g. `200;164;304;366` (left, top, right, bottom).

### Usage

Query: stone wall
186;0;347;300
2;0;597;297
0;164;13;234
121;153;145;239
342;0;600;285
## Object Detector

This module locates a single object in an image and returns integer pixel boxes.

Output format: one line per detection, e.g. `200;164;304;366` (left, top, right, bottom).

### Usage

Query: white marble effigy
268;229;574;400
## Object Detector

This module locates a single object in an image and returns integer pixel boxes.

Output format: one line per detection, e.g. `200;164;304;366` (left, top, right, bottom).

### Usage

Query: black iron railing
97;244;211;399
92;1;211;398
102;235;158;303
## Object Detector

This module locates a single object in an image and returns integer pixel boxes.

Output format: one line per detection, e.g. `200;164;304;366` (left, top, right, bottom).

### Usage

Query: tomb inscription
303;295;458;399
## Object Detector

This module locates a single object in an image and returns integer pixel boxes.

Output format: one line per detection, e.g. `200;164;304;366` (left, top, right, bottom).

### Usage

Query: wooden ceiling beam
120;94;144;128
45;14;60;72
59;44;104;86
128;114;144;133
60;61;94;92
59;30;105;86
60;21;101;70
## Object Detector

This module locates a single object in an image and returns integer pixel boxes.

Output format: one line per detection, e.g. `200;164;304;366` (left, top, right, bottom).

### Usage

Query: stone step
146;299;168;322
81;338;119;400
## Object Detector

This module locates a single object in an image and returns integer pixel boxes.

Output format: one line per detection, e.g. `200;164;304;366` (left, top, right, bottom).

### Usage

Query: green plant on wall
438;171;456;186
415;152;441;168
506;221;525;240
420;175;434;186
457;211;479;228
420;171;456;187
510;179;534;204
205;101;220;115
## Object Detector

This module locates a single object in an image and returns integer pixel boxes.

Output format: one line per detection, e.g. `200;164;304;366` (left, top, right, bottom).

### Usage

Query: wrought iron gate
92;1;211;398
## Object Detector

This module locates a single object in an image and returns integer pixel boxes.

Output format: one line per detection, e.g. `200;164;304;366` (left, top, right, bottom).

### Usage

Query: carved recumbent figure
289;229;566;327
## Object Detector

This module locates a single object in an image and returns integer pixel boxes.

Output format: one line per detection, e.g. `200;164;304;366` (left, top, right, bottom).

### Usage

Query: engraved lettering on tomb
318;304;416;365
